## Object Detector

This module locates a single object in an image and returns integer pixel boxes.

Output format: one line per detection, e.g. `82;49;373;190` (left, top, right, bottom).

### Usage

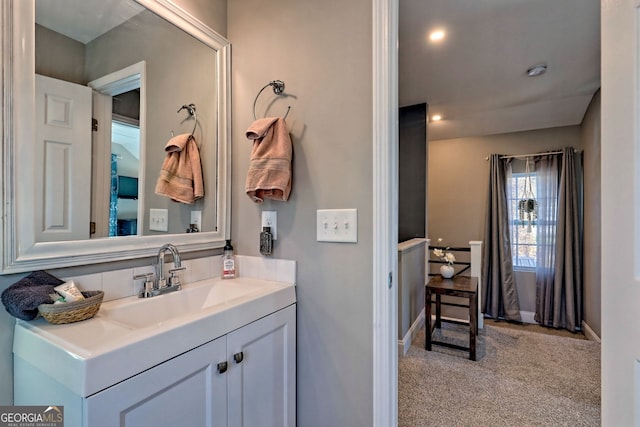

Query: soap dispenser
222;239;237;279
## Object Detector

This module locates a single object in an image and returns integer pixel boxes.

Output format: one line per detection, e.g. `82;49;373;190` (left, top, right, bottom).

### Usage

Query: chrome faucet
134;243;186;298
156;243;184;289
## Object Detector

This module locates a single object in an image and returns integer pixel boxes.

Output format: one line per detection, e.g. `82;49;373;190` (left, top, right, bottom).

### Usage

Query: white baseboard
519;312;601;343
582;320;601;343
520;310;537;324
398;308;425;356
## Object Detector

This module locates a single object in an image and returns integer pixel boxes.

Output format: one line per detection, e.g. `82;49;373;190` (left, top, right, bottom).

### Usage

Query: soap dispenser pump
222;239;237;279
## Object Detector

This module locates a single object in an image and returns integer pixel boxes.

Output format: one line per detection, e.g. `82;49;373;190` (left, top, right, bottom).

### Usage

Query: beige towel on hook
245;117;292;203
155;133;204;204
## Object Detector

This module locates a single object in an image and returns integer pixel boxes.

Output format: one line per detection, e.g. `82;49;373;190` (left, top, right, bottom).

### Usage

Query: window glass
507;173;537;268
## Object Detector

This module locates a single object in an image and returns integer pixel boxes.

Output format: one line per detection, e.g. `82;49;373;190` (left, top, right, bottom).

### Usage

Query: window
507;172;537;268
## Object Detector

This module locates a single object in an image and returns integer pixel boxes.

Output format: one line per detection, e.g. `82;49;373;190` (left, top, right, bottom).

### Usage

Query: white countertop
13;276;296;397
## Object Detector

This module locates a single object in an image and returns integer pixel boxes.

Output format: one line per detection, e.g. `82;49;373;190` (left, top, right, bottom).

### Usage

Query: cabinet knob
217;361;228;374
233;352;244;364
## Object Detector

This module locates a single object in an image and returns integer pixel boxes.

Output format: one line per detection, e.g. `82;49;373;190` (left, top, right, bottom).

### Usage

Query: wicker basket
38;291;104;324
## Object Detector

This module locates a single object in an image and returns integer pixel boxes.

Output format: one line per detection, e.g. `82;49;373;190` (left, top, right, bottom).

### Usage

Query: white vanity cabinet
84;304;296;427
84;335;228;426
226;304;296;427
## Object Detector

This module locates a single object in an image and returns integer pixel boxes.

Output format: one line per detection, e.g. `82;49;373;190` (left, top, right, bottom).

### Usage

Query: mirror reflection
34;0;218;240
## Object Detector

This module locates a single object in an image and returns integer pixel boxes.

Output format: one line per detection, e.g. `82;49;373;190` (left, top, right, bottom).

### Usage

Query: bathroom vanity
13;277;296;427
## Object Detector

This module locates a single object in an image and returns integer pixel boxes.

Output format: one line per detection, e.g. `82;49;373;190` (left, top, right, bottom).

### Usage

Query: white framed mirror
1;0;231;273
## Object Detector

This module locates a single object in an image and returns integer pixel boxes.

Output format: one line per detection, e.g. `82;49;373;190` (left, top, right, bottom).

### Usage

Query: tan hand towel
245;117;293;203
155;133;204;204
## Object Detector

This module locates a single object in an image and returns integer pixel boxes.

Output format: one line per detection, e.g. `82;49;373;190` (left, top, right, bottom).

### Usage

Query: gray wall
428;125;585;315
35;24;85;84
581;91;601;337
0;0;226;406
228;0;374;425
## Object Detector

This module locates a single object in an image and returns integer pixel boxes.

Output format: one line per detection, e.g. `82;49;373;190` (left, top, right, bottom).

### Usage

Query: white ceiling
35;0;144;44
399;0;601;141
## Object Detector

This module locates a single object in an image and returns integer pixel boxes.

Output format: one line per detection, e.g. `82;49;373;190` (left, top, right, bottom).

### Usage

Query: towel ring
177;103;198;137
252;80;291;120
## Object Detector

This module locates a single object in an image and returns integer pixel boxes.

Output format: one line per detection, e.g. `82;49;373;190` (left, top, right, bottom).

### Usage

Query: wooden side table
425;275;478;361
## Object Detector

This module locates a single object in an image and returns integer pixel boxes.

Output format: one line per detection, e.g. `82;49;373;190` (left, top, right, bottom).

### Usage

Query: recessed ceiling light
429;30;445;42
526;64;547;77
431;114;442;122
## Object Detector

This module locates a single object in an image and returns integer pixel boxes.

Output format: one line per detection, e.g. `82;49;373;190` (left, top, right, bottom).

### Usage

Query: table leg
435;294;442;329
469;292;477;361
425;287;432;351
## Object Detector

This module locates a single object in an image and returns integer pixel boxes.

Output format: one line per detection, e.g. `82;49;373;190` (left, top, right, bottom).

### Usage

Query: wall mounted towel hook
175;103;198;138
253;80;291;120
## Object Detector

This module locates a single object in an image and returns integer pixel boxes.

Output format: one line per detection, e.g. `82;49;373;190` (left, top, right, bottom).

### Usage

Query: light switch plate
149;208;168;232
316;209;357;243
190;210;202;231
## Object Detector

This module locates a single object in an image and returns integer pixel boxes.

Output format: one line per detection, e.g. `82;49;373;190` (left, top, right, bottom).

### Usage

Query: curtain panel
482;154;522;321
535;148;583;331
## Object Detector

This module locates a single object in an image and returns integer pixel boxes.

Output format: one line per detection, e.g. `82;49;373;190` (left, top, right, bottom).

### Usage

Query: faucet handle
168;266;186;287
134;273;156;298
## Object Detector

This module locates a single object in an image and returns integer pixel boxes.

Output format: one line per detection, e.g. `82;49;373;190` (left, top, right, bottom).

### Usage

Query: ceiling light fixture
526;64;547;77
429;30;445;42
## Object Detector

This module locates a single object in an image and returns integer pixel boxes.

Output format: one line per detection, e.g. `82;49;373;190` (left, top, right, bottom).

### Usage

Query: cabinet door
227;304;296;427
85;336;227;427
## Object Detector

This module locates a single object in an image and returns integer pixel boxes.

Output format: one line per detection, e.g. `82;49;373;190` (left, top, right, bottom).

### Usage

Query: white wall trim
582;320;602;343
1;0;232;274
372;0;398;425
520;311;538;324
398;308;425;356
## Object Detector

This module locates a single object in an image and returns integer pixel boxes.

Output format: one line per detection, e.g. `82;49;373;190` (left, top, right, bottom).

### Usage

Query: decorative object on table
1;270;64;320
433;238;456;279
439;264;455;279
518;158;537;233
38;291;104;324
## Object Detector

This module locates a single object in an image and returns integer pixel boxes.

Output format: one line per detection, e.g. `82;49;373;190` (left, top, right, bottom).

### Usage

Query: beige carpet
398;322;600;426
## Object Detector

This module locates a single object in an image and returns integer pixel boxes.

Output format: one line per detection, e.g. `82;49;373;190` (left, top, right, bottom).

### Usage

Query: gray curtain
482;154;522;322
534;148;583;331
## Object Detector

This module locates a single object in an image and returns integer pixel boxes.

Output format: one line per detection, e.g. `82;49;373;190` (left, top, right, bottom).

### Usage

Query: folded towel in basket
1;271;64;320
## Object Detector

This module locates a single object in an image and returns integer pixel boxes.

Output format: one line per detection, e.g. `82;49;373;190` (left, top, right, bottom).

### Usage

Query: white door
90;91;113;238
601;0;640;425
226;305;296;427
35;75;92;242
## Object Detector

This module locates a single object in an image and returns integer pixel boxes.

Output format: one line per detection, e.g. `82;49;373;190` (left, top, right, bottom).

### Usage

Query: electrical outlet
316;209;357;243
261;211;277;240
149;208;168;232
190;210;202;231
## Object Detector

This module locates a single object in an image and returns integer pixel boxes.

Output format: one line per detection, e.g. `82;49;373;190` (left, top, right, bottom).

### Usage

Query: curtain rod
484;149;580;161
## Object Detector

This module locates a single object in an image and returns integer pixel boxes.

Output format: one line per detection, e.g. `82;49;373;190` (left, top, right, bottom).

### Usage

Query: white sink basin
13;276;296;397
100;279;268;329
